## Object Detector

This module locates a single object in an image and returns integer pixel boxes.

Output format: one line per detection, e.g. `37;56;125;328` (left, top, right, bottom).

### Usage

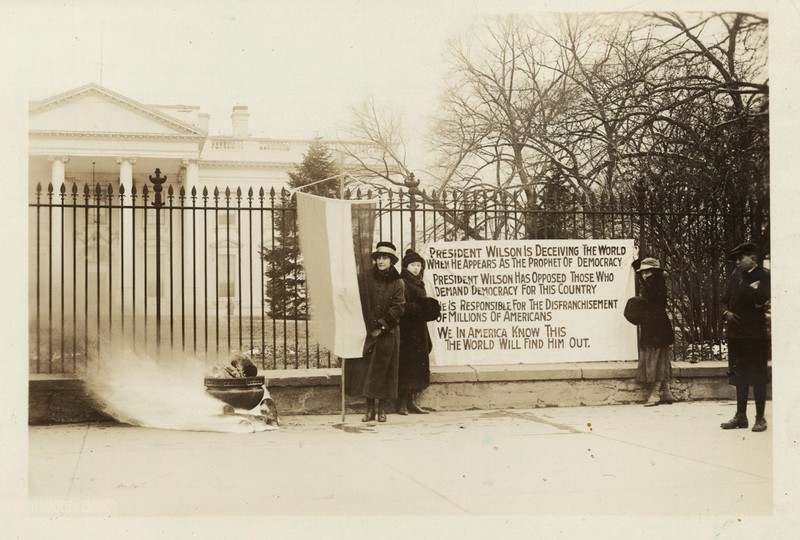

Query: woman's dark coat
625;270;674;349
721;264;771;385
357;265;405;399
398;268;439;394
721;265;770;341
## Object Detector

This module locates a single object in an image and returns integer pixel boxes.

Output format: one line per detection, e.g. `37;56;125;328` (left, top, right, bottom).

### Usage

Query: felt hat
727;242;760;261
372;241;398;264
636;257;663;272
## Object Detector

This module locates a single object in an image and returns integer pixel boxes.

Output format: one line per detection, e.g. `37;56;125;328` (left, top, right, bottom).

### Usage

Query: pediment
29;84;205;138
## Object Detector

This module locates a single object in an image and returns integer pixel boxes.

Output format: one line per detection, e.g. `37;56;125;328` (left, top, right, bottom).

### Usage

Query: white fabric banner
422;239;638;365
296;192;373;358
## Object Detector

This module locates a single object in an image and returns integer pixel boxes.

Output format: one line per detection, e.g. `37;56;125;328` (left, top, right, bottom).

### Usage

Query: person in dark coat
625;257;675;406
359;241;405;423
397;249;441;415
720;242;771;432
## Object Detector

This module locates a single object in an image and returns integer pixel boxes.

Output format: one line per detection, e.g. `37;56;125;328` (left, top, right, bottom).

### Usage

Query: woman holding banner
624;257;675;406
359;241;406;423
397;249;441;415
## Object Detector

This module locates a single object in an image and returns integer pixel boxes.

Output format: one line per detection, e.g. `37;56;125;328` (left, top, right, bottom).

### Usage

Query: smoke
84;347;276;434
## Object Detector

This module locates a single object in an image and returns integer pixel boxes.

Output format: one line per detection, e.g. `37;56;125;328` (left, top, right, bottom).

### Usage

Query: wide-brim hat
727;242;760;261
402;248;425;269
372;241;398;264
636;257;663;272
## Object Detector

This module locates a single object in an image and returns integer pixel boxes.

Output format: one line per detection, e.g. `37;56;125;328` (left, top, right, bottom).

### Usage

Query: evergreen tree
261;138;342;319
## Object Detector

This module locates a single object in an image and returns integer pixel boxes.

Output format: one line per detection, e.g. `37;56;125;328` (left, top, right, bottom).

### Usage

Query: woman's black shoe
720;414;748;429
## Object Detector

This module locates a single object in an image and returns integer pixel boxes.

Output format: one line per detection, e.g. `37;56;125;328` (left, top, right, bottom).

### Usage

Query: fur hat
636;257;663;272
402;249;425;269
372;241;398;264
727;242;760;261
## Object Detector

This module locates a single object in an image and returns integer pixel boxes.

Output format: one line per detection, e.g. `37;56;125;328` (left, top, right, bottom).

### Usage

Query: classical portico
29;84;207;192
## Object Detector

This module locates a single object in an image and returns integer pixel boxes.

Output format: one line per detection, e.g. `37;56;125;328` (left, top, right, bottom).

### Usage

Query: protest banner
423;239;638;365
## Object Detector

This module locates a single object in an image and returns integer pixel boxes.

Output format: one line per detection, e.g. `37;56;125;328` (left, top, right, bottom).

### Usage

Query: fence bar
59;185;65;371
119;186;125;342
106;186;113;347
247;188;254;355
71;186;78;371
168;186;174;350
260;188;266;369
180;188;185;351
131;185;137;350
47;184;53;372
237;188;243;351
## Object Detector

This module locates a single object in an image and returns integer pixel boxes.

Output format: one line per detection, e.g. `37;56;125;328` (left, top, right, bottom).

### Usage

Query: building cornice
199;160;295;170
29;130;204;142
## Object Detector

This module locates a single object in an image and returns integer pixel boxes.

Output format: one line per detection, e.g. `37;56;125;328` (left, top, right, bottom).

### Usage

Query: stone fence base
29;361;762;424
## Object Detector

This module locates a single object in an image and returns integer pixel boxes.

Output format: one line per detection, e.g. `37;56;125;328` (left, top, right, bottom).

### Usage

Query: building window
217;253;237;298
217;212;238;228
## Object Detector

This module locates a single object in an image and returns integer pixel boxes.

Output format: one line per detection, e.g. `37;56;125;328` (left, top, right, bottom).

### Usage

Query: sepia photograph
2;0;799;537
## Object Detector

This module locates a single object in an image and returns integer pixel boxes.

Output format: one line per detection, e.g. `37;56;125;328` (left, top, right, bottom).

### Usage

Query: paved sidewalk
27;400;771;518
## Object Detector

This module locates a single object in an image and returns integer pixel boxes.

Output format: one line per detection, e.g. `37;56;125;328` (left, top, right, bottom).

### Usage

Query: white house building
28;83;374;358
29;82;369;198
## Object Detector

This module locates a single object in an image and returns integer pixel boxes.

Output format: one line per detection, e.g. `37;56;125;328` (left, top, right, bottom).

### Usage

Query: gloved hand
723;310;740;323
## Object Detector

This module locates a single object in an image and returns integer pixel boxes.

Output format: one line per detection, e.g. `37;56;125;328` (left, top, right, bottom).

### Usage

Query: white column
117;157;135;193
183;159;203;342
117;158;136;323
47;156;68;305
49;155;68;187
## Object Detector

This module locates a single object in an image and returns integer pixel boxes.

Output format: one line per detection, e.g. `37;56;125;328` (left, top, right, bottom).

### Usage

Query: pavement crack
66;424;91;499
588;432;773;481
342;439;473;515
490;410;583;434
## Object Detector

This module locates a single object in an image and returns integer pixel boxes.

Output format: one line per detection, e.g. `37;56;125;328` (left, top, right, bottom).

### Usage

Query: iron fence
29;175;769;374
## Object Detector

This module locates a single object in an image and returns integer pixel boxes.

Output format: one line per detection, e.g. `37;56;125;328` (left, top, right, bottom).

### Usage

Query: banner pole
341;357;346;423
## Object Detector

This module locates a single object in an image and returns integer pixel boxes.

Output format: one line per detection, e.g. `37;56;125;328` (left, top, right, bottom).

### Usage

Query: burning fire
84;347;277;433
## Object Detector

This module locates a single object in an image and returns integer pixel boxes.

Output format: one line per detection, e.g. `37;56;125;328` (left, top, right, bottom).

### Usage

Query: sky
10;0;497;158
5;1;787;159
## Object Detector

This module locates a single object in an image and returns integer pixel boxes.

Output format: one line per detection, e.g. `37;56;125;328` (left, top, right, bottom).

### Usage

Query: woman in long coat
719;242;770;432
360;241;405;423
624;257;674;406
397;249;440;415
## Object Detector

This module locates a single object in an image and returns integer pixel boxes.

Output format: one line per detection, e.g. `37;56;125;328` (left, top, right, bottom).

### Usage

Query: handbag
623;296;646;325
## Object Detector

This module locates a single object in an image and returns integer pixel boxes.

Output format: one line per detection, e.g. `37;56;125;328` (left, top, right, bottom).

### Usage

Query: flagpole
339;176;346;424
341;358;346;423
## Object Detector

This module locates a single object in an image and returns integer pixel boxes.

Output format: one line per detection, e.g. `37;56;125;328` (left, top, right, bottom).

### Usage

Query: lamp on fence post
150;168;167;352
404;172;420;251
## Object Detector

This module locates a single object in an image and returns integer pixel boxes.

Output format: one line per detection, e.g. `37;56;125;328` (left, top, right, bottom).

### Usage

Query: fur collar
401;267;425;287
373;265;401;282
